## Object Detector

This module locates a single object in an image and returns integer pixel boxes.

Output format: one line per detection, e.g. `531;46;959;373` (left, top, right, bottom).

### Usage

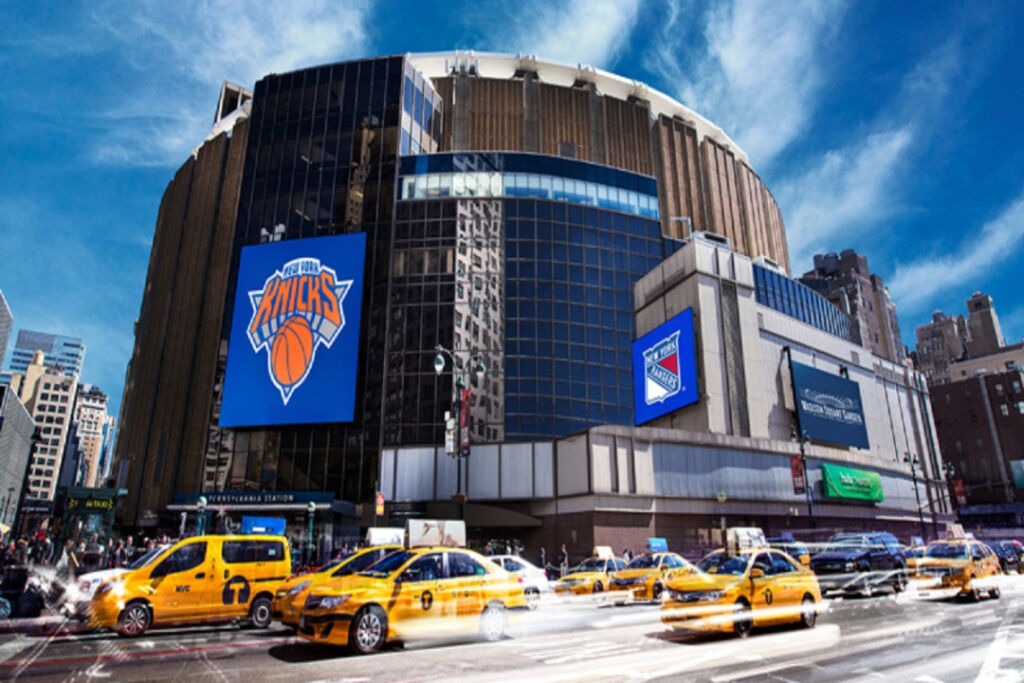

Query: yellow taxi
297;520;526;654
608;552;696;602
661;528;822;638
89;535;291;636
912;539;1002;600
904;545;927;572
272;545;400;628
553;550;627;595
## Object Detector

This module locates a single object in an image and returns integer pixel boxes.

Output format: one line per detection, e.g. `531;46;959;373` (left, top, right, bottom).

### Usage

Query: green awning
821;463;883;502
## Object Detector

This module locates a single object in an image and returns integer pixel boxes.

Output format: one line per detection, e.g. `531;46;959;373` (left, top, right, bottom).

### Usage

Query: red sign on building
790;454;806;494
953;479;967;508
375;492;385;516
459;387;472;458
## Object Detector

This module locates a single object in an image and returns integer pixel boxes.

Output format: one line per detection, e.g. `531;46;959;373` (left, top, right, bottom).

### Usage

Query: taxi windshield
573;559;607;573
926;543;968;559
698;552;750;575
824;541;865;553
315;558;345;574
627;555;660;569
129;545;169;570
905;547;924;558
360;550;416;577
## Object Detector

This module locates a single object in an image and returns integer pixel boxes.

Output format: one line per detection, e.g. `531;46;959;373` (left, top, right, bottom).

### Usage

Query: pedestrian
622;548;632;563
558;544;569;577
483;542;493;556
538;547;546;570
55;539;79;580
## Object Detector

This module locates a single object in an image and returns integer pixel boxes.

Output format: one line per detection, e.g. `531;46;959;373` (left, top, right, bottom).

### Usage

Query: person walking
55;539;79;580
558;544;569;578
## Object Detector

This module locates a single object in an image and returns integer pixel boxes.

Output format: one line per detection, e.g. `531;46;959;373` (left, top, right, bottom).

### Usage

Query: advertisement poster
791;362;869;449
633;308;699;425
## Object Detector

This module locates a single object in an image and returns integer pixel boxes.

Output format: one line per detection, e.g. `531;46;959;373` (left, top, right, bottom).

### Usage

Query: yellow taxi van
89;534;290;636
661;527;822;638
297;520;526;654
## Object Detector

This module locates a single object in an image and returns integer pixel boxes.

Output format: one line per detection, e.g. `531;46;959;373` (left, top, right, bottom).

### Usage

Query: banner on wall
821;463;884;502
632;309;699;425
791;361;869;449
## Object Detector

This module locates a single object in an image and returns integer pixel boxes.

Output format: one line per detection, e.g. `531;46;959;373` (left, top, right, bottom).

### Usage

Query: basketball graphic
245;255;353;405
271;316;314;388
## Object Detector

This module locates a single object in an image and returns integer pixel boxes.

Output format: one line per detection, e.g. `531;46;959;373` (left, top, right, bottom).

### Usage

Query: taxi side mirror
750;568;765;578
660;564;670;571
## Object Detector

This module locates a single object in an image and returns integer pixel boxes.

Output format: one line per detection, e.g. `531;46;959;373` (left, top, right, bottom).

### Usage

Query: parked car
987;541;1022;574
490;555;550;609
809;532;906;595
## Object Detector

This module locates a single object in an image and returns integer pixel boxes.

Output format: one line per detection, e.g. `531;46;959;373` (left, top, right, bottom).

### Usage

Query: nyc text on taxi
89;535;290;636
298;545;526;654
272;545;399;628
661;531;822;638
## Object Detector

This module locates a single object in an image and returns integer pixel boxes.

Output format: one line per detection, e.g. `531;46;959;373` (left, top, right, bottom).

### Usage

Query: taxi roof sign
405;519;466;548
365;527;404;547
647;537;668;552
943;523;966;540
726;527;767;554
593;545;614;559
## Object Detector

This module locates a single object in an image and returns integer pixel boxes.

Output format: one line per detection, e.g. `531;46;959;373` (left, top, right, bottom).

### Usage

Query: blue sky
2;1;1023;421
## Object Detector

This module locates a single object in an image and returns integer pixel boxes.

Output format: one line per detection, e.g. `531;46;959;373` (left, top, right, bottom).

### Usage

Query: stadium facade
112;53;947;557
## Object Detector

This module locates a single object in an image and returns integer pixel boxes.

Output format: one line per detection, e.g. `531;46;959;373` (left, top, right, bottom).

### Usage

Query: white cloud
779;127;913;269
88;0;373;167
647;0;845;166
887;191;1024;314
486;0;642;68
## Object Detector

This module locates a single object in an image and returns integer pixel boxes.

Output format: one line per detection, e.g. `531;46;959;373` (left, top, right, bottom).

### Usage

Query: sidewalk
0;613;80;636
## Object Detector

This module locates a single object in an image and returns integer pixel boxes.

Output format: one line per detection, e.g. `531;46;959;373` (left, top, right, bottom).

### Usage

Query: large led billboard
633;308;698;425
219;233;365;427
791;361;869;449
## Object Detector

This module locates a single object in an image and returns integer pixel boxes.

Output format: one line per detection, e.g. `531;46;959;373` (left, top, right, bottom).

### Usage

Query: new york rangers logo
246;257;351;404
643;331;682;405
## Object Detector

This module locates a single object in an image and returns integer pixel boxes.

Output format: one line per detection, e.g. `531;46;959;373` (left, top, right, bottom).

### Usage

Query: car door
447;551;488;633
768;552;803;618
749;552;776;625
218;539;256;619
391;552;445;639
147;540;210;624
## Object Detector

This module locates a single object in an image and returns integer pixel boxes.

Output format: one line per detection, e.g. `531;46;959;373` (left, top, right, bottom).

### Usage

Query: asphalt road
2;576;1024;682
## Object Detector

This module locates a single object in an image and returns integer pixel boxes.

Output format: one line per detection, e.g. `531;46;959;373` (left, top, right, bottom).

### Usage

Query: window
769;552;798;574
503;558;525;572
334;548;389;576
448;552;486;577
151;542;207;577
402;553;443;582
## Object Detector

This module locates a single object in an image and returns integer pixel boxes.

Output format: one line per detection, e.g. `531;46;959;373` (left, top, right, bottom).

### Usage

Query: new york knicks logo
246;257;351;404
643;331;682;405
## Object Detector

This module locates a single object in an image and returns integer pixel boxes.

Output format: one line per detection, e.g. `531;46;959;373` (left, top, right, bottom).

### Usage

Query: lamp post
791;428;815;530
434;344;486;520
196;496;207;536
943;461;961;524
307;501;316;567
904;453;926;539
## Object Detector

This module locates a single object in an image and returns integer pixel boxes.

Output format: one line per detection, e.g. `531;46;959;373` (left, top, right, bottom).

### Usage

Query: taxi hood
916;557;969;569
560;571;605;582
665;571;744;592
312;573;395;597
614;567;661;579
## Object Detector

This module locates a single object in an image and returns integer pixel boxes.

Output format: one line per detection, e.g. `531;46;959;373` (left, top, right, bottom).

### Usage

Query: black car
988;541;1023;574
809;532;907;595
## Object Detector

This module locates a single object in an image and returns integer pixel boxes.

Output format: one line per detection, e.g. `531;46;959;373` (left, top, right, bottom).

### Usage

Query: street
2;576;1024;682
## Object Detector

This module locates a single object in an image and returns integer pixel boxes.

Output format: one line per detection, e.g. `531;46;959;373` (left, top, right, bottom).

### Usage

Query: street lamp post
434;344;486;520
196;496;207;536
791;428;815;530
943;461;961;524
307;501;316;567
905;453;926;539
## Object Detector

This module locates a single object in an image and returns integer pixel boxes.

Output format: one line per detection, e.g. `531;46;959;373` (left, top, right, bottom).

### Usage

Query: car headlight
844;562;855;572
287;581;312;597
319;595;351;610
667;590;725;603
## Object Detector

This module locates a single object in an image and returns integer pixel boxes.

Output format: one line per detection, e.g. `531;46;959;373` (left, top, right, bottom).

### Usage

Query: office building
63;384;115;488
9;351;79;501
113;53;941;553
9;330;86;378
800;249;904;363
0;290;11;371
915;292;1012;385
930;369;1024;528
0;385;35;526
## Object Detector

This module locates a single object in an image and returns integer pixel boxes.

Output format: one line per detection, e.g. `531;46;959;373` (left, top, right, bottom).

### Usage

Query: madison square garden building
114;53;949;559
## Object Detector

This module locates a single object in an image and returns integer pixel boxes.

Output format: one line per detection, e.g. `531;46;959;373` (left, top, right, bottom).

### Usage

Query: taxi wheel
592;581;604;593
480;603;507;642
968;586;981;602
892;568;906;593
732;600;753;639
249;596;273;629
799;596;817;629
525;587;540;611
652;582;664;601
119;601;151;637
349;605;388;655
989;587;1001;600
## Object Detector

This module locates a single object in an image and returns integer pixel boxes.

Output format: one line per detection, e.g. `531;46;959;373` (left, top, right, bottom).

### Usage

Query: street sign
375;492;385;517
459;387;472;458
953;479;967;507
790;454;806;494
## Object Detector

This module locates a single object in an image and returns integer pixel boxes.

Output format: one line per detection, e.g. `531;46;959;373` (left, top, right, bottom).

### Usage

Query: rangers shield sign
633;308;698;425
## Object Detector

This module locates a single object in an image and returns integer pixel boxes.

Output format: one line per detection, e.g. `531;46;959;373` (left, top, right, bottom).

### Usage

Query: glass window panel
540;175;553;199
490;172;503;196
